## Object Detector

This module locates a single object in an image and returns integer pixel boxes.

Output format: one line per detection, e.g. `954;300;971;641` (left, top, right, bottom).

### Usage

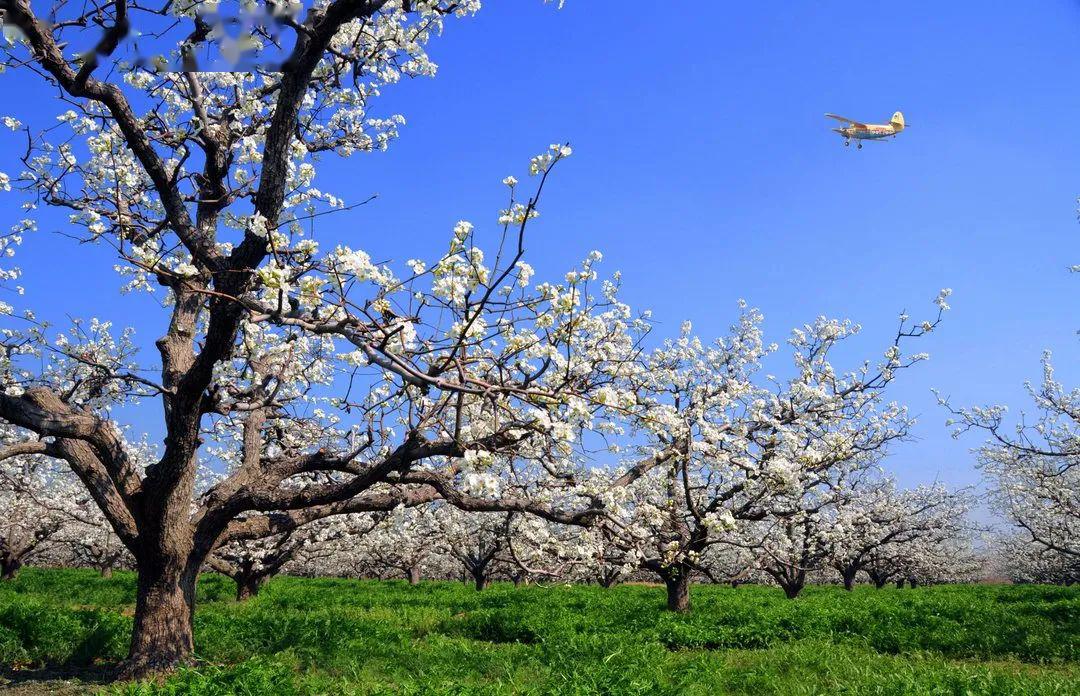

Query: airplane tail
890;111;905;132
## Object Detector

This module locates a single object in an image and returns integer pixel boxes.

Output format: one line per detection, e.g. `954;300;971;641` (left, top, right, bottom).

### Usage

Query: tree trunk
664;572;691;612
895;579;905;589
235;573;264;601
730;580;741;589
780;569;806;600
407;565;421;586
1;557;22;581
122;561;197;679
472;569;488;592
907;578;919;589
100;566;114;579
841;567;858;591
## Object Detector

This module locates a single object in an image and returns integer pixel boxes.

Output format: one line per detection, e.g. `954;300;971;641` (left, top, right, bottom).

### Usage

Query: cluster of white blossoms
529;143;573;176
462;471;502;497
333;247;396;287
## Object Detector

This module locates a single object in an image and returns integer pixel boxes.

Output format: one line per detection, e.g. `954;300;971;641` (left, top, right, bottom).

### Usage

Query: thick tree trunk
122;561;198;679
907;578;919;589
235;573;264;601
730;580;741;589
472;569;488;592
407;565;421;586
782;581;805;599
769;567;806;600
1;557;22;581
599;574;619;589
895;579;905;589
865;570;884;588
841;567;858;591
100;566;114;579
780;569;807;600
664;572;691;612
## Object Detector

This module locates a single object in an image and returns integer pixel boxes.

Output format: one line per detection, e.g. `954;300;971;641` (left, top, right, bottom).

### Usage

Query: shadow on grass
0;662;116;693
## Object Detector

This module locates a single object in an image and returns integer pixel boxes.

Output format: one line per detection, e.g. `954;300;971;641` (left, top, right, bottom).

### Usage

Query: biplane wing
824;113;868;129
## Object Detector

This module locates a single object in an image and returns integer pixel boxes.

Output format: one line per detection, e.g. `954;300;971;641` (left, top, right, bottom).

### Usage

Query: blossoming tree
992;532;1079;585
347;503;447;584
591;299;948;611
0;0;642;677
208;513;381;599
828;480;972;590
434;506;513;591
0;437;97;579
943;354;1078;560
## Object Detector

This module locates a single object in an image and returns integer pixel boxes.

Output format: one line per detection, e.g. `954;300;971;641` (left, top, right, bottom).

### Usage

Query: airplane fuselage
832;124;898;140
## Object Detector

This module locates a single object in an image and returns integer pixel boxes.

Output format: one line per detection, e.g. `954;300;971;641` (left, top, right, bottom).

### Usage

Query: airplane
825;111;906;149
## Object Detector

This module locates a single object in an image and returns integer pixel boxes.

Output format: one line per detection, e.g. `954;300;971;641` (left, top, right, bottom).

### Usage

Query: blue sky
1;1;1077;500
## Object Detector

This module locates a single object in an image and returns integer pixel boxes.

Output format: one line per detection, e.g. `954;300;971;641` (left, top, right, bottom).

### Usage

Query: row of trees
0;0;1073;680
5;457;981;605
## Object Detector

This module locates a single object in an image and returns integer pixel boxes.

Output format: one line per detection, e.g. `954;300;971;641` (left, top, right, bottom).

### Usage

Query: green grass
1;569;1078;695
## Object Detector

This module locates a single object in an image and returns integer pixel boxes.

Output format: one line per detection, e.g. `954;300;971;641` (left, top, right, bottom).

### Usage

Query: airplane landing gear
844;140;850;147
857;142;863;150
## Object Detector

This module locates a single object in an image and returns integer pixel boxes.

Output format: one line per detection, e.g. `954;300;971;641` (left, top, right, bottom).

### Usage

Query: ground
0;569;1077;695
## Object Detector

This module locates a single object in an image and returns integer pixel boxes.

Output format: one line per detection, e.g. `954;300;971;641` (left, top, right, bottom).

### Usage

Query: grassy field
0;569;1078;695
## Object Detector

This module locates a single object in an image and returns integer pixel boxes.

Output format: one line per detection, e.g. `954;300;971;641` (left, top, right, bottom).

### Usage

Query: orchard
0;1;1075;693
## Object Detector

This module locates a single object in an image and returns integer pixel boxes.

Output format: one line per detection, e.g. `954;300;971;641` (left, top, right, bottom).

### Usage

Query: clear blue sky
1;1;1077;499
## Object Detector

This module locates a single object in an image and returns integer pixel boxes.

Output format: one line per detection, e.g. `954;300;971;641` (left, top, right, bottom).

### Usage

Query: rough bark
472;568;489;592
407;565;421;586
896;579;905;589
841;567;858;591
664;572;691;612
235;573;265;601
101;566;114;579
122;559;198;680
